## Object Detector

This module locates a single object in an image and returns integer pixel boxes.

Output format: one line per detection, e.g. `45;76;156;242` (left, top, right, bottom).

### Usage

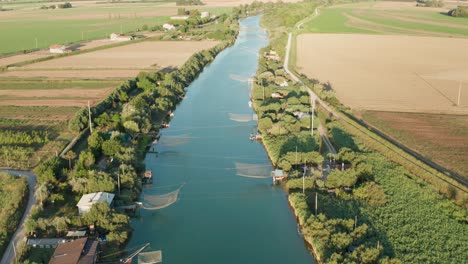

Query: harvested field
21;41;219;69
0;69;141;79
0;39;123;67
361;110;468;180
0;80;118;107
296;34;468;114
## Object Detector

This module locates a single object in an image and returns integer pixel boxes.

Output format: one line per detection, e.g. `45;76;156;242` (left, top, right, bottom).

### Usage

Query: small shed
201;11;210;18
170;15;189;20
271;92;284;99
163;23;176;31
110;33;134;41
49;44;66;54
77;192;115;215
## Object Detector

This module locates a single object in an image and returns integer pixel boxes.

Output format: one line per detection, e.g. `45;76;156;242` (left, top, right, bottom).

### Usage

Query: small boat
248;101;252;108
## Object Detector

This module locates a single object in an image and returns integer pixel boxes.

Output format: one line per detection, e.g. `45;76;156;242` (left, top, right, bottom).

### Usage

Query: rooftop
77;192;114;208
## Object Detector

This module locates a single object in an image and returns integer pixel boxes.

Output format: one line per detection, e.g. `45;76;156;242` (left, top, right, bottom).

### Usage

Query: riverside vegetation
12;11;240;263
243;1;468;263
0;173;28;259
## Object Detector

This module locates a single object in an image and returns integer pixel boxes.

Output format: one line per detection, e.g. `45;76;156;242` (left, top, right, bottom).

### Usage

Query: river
127;15;315;264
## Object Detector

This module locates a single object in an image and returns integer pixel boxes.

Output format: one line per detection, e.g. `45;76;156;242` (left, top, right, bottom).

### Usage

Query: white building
49;44;66;54
110;33;134;41
163;23;176;31
77;192;115;214
200;12;210;18
170;15;189;20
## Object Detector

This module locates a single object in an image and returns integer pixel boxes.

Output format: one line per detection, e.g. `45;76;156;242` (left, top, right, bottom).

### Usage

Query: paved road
283;32;337;155
0;170;37;264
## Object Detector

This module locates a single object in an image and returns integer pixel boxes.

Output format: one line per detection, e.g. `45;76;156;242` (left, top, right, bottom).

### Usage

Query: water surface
128;16;314;264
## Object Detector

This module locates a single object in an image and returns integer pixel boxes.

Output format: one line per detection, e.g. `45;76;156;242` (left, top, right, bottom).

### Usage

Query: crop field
1;40;219;79
0;80;120;107
0;0;235;55
361;111;468;180
296;34;468;114
301;2;468;37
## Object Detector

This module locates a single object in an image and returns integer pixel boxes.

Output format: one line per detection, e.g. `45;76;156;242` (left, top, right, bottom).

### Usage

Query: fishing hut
143;171;153;184
272;169;287;184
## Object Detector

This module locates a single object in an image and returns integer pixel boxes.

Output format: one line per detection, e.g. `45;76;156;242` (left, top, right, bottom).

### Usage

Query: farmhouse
170;15;189;20
271;92;284;99
163;23;176;31
49;44;67;54
49;237;98;264
264;50;280;61
110;33;134;41
77;192;114;214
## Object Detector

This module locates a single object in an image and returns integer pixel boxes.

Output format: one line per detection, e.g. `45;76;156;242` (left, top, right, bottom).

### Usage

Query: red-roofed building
49;238;98;264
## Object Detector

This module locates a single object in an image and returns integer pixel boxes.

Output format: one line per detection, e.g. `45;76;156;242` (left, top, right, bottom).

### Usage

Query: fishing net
141;185;183;210
158;134;191;146
228;113;253;122
229;74;249;82
138;251;162;264
234;162;272;178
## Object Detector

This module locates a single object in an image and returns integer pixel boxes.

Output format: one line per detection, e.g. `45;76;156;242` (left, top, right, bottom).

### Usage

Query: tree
63;150;77;170
102;138;123;158
123;120;140;134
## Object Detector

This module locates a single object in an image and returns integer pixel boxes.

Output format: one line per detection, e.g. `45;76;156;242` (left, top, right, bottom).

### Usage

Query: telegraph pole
88;101;93;133
458;81;462;106
311;99;315;136
315;192;318;216
302;162;306;194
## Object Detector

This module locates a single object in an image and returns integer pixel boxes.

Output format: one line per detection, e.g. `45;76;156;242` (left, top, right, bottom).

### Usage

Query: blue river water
127;15;315;264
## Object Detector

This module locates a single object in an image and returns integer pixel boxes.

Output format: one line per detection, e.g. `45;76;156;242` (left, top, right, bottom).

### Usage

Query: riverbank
15;12;241;263
126;15;314;264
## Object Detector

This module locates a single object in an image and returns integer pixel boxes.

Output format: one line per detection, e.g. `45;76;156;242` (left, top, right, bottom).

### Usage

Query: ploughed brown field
361;110;468;180
1;40;219;79
296;34;468;114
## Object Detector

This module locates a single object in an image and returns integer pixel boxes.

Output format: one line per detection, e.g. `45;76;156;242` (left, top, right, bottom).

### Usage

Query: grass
361;111;468;181
0;16;168;55
300;8;374;34
300;5;468;36
0;80;121;90
0;106;80;120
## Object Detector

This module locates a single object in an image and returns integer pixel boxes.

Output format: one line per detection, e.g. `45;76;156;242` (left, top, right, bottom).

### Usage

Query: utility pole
117;173;121;195
315;192;318;216
88;100;93;133
302;162;306;194
295;146;298;167
311;99;315;136
262;85;265;100
458;81;462;106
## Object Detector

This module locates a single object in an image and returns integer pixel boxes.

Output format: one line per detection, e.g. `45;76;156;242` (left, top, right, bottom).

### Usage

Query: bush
449;6;468;17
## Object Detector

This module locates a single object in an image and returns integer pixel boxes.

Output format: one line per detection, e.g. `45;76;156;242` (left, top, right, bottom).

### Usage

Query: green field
0;17;168;55
300;4;468;36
